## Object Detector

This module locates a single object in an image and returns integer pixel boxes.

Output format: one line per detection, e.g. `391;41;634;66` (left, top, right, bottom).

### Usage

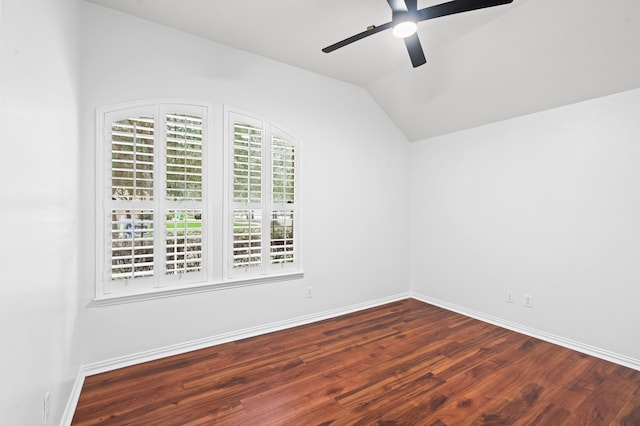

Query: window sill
90;271;305;307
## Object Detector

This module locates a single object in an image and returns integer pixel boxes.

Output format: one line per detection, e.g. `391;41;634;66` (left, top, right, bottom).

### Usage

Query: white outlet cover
524;294;533;308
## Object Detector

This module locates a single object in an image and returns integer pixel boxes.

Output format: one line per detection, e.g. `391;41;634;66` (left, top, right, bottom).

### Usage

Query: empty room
1;0;639;424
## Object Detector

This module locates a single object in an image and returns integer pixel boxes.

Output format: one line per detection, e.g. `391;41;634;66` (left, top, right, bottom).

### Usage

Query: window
227;111;300;279
97;102;207;297
96;102;301;301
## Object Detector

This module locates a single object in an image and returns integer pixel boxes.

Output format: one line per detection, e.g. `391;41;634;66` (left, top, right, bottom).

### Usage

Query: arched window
95;101;301;302
226;110;300;279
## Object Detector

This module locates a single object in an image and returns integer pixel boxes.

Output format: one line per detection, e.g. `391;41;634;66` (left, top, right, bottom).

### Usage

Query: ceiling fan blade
404;0;418;12
386;0;417;12
322;22;393;53
404;33;427;67
416;0;513;22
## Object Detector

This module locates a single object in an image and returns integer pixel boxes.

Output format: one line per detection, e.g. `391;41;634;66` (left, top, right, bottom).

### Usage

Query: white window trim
93;100;303;306
91;271;304;307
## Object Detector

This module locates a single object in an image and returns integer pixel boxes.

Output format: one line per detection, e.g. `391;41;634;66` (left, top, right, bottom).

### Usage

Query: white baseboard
411;291;640;372
59;292;410;425
59;371;86;426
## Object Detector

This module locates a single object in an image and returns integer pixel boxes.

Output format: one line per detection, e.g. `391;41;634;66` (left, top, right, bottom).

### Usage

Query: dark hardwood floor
72;299;640;425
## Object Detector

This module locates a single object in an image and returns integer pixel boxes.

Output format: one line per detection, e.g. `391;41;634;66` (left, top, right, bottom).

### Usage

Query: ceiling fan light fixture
392;20;417;38
392;11;417;38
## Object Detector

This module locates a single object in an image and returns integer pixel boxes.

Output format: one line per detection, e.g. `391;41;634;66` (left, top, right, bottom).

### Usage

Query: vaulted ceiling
85;0;640;141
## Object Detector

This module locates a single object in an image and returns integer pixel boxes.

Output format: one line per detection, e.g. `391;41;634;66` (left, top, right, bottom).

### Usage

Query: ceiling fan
322;0;514;68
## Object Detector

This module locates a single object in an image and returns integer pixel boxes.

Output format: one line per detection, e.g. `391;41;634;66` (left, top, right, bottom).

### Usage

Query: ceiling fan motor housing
392;10;417;24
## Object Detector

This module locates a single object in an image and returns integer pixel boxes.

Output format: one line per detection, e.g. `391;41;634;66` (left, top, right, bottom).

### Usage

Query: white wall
77;3;410;365
410;88;640;362
0;0;80;424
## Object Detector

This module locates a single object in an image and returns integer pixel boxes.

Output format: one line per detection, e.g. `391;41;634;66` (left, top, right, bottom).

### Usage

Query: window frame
224;109;302;281
94;101;302;305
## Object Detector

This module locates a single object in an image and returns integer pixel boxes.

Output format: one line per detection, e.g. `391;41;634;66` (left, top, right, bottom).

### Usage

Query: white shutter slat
166;170;203;177
166;153;202;162
112;162;154;170
112;131;154;141
166;136;203;145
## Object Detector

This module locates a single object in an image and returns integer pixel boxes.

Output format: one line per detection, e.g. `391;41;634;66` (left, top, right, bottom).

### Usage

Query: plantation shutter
111;209;154;280
100;103;208;297
230;118;264;272
165;113;203;202
270;135;296;267
227;110;300;278
270;210;294;264
165;209;203;275
233;122;262;203
111;117;155;201
109;115;156;283
164;111;205;277
271;136;295;204
232;210;263;268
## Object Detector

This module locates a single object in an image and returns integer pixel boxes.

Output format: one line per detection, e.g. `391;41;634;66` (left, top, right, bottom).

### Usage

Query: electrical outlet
506;291;514;304
43;390;50;424
306;286;313;298
524;294;533;308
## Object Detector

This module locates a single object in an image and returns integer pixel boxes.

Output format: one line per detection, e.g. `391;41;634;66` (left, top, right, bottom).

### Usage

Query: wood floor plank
611;383;640;425
72;299;640;425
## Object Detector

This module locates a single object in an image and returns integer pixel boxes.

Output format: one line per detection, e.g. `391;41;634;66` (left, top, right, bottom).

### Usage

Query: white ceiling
85;0;640;141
